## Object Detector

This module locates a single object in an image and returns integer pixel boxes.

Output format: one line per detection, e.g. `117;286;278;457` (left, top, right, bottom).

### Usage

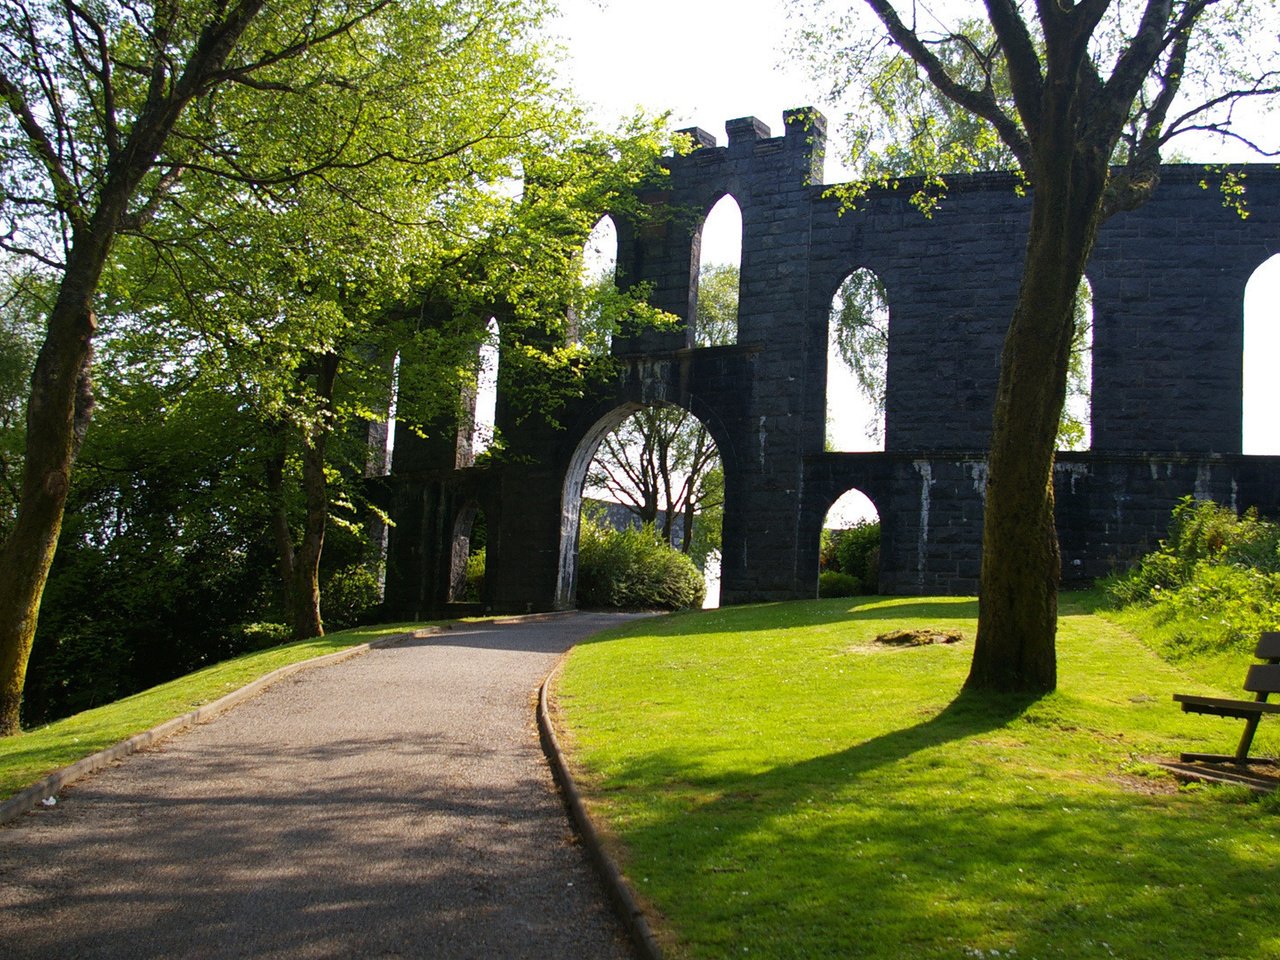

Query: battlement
673;107;826;186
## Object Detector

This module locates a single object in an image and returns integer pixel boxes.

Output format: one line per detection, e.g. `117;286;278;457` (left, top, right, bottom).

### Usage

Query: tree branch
0;68;84;227
205;1;394;91
866;0;1033;169
64;0;118;155
1100;0;1211;136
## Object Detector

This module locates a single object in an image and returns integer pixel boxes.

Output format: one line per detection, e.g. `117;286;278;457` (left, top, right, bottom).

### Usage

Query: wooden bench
1173;631;1280;766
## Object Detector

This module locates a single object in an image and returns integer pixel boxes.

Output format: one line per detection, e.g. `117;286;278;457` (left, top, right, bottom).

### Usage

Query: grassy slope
556;594;1280;960
0;622;429;801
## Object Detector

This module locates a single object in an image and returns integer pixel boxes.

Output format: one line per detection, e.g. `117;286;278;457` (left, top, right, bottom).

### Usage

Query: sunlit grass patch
556;595;1280;960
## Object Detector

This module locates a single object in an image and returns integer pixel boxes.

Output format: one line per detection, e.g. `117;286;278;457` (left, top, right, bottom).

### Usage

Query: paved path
0;612;644;959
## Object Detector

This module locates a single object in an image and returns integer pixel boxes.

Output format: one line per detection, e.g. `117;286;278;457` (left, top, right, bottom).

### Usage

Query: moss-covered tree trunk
0;265;100;734
289;425;330;640
0;1;268;733
967;117;1109;694
287;352;340;641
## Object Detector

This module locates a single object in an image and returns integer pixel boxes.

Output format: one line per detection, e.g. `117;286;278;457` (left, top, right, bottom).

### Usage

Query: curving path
0;612;645;960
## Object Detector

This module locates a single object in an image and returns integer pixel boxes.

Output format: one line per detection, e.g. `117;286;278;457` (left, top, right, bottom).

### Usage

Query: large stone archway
379;108;1280;619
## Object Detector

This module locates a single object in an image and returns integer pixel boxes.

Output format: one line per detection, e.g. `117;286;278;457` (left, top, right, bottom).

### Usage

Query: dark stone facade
380;108;1280;618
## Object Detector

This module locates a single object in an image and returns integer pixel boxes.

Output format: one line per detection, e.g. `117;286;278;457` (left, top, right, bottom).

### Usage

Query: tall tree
0;0;435;733
0;0;645;734
796;0;1279;692
95;0;609;641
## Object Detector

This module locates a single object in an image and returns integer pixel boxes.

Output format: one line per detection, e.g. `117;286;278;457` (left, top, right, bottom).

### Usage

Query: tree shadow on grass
594;687;1279;959
600;686;1035;792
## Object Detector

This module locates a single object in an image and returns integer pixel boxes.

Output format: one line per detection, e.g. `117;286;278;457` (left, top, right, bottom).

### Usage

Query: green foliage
694;262;739;347
1104;497;1280;657
321;566;383;630
818;570;861;598
577;518;706;610
0;271;47;540
828;269;889;444
835;521;881;585
685;464;724;571
21;378;285;727
798;16;1018;215
1058;282;1094;451
796;4;1278;213
462;548;486;603
822;521;881;593
0;0;676;728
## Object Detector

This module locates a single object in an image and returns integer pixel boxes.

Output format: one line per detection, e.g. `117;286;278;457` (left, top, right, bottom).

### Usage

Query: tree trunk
967;147;1108;694
265;436;297;612
0;255;102;734
0;0;298;734
289;433;328;640
288;353;340;641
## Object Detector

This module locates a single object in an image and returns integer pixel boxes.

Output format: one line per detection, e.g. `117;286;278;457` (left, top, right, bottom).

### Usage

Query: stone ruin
375;108;1280;618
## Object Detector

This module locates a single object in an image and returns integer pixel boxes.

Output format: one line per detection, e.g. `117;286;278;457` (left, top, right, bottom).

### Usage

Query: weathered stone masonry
380;109;1280;618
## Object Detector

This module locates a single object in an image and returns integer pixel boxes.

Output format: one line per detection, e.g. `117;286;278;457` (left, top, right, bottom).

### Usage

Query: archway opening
1243;254;1280;454
558;402;724;609
820;488;881;597
464;316;499;464
694;194;741;346
1058;276;1093;451
574;215;618;351
447;502;487;604
827;268;888;451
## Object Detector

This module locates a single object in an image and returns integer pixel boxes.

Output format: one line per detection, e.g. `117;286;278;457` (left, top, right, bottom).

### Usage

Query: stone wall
380;108;1280;618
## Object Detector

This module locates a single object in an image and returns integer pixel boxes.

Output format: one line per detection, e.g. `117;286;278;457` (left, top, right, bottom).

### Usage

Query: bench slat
1243;663;1280;695
1173;693;1280;719
1255;632;1280;660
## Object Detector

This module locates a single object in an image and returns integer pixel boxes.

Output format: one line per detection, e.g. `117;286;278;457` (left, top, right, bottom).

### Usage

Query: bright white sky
548;0;1280;525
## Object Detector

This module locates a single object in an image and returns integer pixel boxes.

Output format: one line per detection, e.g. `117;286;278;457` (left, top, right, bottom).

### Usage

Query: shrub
577;520;706;610
321;564;382;629
1105;497;1280;656
1167;497;1278;567
1103;550;1189;606
462;548;486;603
1149;563;1280;655
818;571;861;598
237;622;291;649
824;521;881;590
819;528;841;571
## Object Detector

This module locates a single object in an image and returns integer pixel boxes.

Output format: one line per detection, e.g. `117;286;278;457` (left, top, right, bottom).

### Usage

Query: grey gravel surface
0;611;646;960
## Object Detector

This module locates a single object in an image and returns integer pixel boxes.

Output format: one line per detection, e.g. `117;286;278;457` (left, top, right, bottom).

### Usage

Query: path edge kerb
0;627;436;826
538;658;665;960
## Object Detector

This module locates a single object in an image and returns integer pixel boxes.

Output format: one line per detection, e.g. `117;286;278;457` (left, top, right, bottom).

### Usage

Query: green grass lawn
555;594;1280;960
0;622;430;802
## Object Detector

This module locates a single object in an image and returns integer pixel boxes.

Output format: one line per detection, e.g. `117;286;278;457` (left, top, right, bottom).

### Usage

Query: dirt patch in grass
1109;771;1182;795
873;628;965;647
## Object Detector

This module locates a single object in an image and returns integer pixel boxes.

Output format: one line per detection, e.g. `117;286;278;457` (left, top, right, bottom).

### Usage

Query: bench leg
1235;715;1263;764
